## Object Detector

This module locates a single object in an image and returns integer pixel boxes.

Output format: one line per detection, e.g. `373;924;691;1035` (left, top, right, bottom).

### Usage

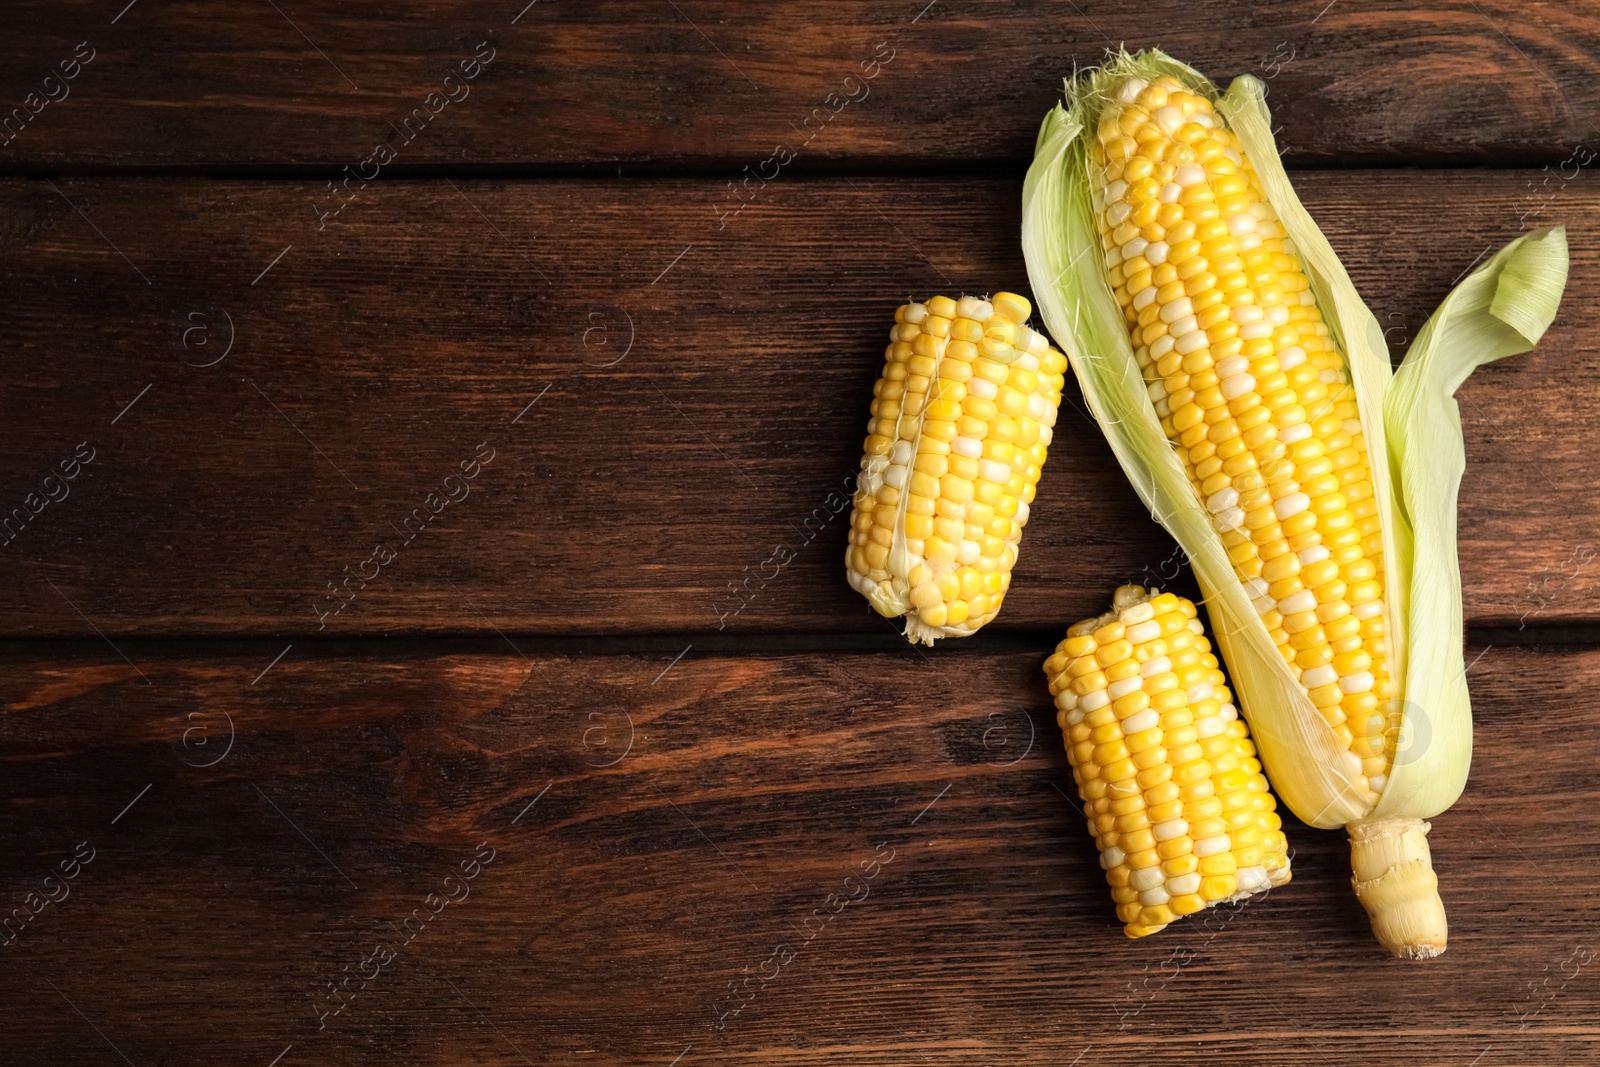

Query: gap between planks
0;154;1585;183
1;623;1596;661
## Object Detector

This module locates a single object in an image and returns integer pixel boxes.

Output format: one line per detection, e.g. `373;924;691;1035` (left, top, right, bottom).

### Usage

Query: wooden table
2;3;1597;1064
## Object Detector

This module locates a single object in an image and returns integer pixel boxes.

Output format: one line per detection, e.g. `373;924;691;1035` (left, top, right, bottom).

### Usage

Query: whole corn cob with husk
1045;584;1290;937
1022;50;1568;957
846;293;1069;644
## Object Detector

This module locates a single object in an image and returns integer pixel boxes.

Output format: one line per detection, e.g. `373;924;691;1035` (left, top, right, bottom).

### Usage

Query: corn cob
846;294;1068;644
1045;584;1290;937
1082;73;1431;952
1024;51;1569;958
1087;77;1397;801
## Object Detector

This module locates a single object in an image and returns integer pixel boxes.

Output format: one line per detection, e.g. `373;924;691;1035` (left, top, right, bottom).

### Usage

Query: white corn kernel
1138;656;1171;677
1120;602;1156;625
1160;297;1194;324
1154;106;1185;134
1152;819;1189;842
978;459;1010;483
1131;866;1165;891
1236;866;1269;892
1301;664;1337;688
1339;672;1375;694
1273;493;1310;519
1123;708;1160;733
1108;676;1143;699
1126;619;1163;643
1220;373;1256;400
1208;487;1239;512
1279;589;1317;615
1166;872;1202;895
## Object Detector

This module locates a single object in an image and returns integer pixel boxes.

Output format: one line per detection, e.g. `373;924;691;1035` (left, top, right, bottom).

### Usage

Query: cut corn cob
1044;584;1290;937
1024;50;1569;958
845;293;1069;644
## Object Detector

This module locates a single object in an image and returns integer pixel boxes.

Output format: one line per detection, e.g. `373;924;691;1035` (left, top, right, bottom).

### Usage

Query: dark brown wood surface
4;5;1600;1065
0;642;1595;1066
2;1;1600;170
0;172;1595;636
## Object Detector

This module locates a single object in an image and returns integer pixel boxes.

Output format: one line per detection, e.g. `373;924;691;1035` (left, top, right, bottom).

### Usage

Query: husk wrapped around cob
1022;49;1569;957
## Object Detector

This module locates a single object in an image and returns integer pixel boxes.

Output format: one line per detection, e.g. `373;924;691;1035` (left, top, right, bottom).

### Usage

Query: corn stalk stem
1347;815;1448;959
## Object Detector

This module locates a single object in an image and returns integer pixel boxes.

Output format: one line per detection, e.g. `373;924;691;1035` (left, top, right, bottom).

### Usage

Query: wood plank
0;171;1591;636
0;641;1595;1064
0;1;1598;170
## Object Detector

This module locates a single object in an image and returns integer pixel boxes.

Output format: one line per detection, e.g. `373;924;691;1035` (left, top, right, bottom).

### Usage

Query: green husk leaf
1375;226;1568;818
1021;50;1368;827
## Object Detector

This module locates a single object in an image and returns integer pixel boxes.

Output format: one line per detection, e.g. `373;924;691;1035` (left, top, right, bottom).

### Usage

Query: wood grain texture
0;171;1592;636
0;1;1598;171
0;641;1595;1065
